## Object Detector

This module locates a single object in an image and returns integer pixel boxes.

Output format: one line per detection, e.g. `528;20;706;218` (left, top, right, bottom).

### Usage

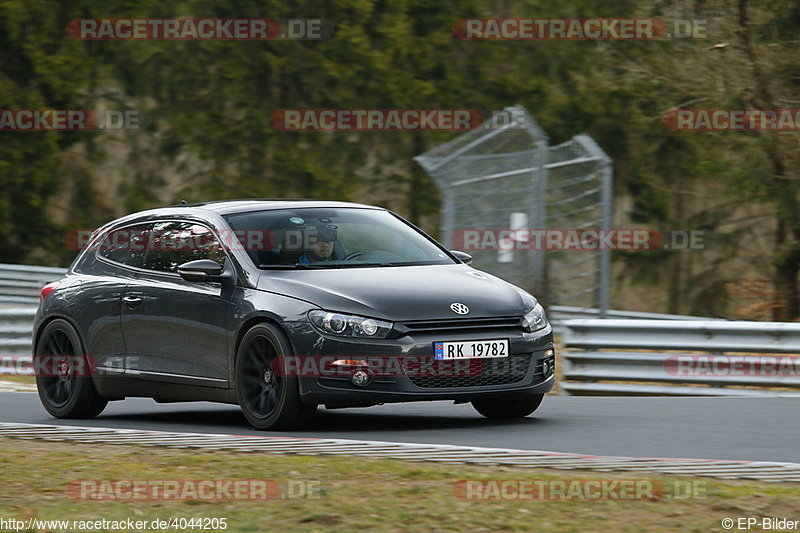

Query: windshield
223;207;455;269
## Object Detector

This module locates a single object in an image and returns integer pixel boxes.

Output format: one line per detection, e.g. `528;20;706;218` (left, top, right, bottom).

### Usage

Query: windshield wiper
258;261;442;270
354;261;441;267
322;262;418;268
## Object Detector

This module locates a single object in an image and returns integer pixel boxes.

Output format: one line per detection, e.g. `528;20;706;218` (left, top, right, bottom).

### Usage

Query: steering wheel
343;250;367;261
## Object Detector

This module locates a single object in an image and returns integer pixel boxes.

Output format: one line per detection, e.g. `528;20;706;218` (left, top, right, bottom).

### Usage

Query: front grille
404;354;533;388
399;316;522;335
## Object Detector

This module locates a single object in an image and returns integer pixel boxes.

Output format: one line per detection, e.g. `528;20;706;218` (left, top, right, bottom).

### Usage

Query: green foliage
1;0;799;317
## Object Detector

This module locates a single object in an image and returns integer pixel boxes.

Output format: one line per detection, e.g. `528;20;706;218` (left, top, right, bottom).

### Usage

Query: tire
472;393;544;419
35;319;108;419
235;323;316;430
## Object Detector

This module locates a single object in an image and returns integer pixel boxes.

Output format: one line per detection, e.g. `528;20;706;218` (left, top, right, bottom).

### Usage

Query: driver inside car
298;224;338;264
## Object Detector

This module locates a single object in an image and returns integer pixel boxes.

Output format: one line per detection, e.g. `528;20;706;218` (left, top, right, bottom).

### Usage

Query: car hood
256;264;531;321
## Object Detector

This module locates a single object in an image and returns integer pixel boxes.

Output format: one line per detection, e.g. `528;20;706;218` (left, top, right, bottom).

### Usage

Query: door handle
123;295;143;306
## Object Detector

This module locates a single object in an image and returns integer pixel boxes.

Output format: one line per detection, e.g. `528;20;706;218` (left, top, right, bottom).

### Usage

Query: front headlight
308;310;393;338
522;303;548;332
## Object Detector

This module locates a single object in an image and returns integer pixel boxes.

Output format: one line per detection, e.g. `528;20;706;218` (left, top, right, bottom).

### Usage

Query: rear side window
96;224;151;269
142;221;226;273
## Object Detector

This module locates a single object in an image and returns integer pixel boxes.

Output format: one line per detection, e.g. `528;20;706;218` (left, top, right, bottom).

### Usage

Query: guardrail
0;263;66;365
548;306;722;335
0;307;38;357
561;319;800;396
550;305;721;321
0;263;67;306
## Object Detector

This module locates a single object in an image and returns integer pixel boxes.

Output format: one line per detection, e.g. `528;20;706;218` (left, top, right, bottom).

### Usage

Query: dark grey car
34;200;555;430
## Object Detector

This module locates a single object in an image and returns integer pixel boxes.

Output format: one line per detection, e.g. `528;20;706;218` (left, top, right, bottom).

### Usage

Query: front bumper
286;321;555;407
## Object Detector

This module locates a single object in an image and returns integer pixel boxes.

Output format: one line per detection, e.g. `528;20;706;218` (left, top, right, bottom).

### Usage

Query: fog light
545;349;554;357
332;359;367;367
542;360;551;376
351;370;370;386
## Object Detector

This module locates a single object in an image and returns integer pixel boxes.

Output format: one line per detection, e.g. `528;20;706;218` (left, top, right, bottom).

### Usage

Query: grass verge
0;438;798;532
0;376;36;385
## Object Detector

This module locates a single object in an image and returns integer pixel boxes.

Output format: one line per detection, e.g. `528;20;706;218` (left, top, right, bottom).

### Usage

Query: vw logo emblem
450;303;469;315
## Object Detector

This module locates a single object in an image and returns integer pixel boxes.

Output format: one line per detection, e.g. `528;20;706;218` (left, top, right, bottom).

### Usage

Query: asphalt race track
1;393;797;463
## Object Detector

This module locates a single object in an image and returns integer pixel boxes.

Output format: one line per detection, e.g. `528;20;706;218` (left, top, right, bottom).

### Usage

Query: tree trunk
738;0;800;320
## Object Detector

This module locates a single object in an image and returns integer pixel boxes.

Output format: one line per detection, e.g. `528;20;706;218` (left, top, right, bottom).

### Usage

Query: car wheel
235;323;316;430
472;393;544;419
35;319;108;419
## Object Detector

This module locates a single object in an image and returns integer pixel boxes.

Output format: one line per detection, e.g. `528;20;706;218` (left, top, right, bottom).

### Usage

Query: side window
96;224;151;269
143;221;226;273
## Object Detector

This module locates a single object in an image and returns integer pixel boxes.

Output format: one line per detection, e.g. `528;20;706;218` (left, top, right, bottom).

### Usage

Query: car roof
185;198;380;215
107;199;384;227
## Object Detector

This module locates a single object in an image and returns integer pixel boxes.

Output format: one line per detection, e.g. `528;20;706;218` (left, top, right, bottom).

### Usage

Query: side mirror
450;250;473;265
178;259;230;283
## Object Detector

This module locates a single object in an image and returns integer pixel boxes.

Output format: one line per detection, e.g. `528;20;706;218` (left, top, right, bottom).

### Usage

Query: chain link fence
415;106;612;314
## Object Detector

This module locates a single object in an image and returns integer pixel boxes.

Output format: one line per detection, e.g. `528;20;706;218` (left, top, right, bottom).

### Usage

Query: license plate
434;339;509;360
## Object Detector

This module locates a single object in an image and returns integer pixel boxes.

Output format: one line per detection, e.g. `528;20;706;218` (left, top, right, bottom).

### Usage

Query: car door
81;222;151;375
120;220;232;386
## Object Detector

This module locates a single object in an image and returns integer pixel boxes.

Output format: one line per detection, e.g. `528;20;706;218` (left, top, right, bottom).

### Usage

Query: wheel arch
230;313;296;383
33;314;88;356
